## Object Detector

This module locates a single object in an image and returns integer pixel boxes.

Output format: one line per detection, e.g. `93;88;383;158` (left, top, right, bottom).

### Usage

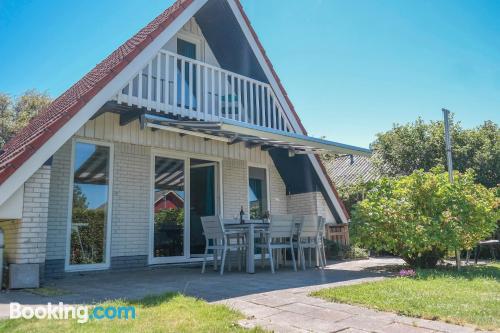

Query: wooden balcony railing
115;50;292;132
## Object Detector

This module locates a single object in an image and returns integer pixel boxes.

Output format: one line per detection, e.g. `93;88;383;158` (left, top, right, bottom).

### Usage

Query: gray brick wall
111;143;151;257
222;158;248;218
46;140;72;260
111;255;148;269
0;165;51;264
44;259;65;278
286;191;336;223
269;164;287;214
316;191;336;223
287;192;319;217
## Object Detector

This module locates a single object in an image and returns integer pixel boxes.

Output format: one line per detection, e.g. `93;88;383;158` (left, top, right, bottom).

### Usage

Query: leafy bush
336;180;377;214
70;208;105;264
155;208;184;226
323;240;342;259
323;241;369;260
343;245;370;260
350;167;499;268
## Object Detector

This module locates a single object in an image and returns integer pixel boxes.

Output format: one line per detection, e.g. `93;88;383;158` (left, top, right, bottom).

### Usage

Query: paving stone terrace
0;258;489;332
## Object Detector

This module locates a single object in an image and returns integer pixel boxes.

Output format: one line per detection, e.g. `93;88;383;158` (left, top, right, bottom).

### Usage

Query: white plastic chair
255;214;297;273
200;215;247;275
296;215;325;270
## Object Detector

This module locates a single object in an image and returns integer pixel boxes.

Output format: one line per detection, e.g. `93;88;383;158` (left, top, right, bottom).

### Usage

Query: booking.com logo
10;302;136;323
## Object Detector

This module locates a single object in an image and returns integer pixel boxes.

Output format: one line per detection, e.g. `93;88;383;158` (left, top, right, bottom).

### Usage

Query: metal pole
442;109;453;183
442;108;460;269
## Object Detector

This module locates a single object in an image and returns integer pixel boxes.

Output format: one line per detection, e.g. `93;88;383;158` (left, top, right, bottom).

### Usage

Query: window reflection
70;142;110;265
154;156;185;257
248;167;268;219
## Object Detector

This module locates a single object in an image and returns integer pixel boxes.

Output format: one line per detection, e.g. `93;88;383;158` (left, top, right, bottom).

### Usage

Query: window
176;38;198;110
248;167;268;219
153;156;185;258
69;142;111;266
177;38;197;60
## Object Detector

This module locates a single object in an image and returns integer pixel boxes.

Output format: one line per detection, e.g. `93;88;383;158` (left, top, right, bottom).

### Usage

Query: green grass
311;263;500;330
0;293;265;333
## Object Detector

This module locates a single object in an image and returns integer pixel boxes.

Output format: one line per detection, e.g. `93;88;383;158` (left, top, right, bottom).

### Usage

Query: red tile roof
0;0;193;184
0;0;348;220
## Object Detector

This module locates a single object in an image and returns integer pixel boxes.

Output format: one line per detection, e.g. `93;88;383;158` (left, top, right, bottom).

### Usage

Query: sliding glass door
151;154;219;263
190;159;217;257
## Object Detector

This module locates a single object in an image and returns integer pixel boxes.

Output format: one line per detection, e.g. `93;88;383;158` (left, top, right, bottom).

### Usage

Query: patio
0;257;482;332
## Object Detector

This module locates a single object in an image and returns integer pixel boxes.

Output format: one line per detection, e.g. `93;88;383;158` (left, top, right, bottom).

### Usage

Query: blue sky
0;0;499;147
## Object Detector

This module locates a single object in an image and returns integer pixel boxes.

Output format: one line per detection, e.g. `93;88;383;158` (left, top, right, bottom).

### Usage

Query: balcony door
177;38;199;111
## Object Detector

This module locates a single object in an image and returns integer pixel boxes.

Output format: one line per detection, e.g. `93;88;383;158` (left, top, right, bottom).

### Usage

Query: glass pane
190;159;216;256
177;38;198;110
177;38;197;59
248;167;268;219
154;156;185;257
70;142;110;265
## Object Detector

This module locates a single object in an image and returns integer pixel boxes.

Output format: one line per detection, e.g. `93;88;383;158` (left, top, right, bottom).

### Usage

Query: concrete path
218;274;481;333
0;258;489;332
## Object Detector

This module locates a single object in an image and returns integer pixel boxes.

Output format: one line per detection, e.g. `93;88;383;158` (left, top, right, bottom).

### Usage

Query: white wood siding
76;113;273;164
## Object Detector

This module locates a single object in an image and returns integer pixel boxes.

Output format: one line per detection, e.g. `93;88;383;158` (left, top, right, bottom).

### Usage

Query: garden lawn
0;293;264;333
311;263;500;330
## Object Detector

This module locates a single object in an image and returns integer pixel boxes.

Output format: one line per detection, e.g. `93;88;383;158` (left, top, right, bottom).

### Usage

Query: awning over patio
143;114;371;156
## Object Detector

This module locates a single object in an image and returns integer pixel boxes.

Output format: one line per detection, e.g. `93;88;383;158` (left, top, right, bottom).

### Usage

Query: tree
70;185;105;265
371;117;499;188
0;90;51;149
350;167;499;268
0;93;15;148
336;179;377;214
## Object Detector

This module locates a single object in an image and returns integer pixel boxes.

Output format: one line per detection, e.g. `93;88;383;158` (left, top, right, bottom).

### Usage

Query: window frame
247;162;271;219
65;138;114;272
148;148;223;265
176;32;203;61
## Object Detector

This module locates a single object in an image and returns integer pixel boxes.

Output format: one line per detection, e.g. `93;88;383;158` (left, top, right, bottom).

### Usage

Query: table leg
247;224;255;273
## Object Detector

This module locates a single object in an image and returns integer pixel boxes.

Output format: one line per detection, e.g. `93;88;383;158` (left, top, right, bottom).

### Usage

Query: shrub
323;239;341;259
323;241;369;260
336;180;377;214
343;245;370;260
350;167;499;268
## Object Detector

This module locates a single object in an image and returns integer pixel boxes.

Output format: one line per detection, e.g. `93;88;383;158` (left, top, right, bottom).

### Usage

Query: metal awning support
142;114;371;156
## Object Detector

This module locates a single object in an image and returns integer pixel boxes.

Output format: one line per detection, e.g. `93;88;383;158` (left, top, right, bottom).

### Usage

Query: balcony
114;50;292;132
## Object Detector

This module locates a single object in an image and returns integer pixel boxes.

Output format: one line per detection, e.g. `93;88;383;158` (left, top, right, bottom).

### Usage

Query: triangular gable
0;0;203;204
0;0;349;222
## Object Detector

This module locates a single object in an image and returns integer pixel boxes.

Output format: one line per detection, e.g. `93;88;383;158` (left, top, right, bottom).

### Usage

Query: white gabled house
0;0;369;287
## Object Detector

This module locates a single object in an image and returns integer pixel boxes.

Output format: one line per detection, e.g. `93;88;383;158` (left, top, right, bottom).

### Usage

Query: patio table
224;219;269;273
